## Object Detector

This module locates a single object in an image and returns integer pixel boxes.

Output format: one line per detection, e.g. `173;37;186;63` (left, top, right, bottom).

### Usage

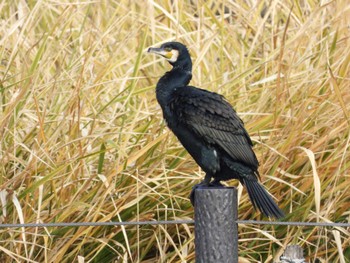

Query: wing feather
170;86;259;168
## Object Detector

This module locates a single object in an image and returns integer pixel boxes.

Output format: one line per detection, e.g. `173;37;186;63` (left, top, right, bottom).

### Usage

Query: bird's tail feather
242;178;284;219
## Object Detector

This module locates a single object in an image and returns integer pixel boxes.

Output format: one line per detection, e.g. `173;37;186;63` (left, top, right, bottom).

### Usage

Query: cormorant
148;42;284;219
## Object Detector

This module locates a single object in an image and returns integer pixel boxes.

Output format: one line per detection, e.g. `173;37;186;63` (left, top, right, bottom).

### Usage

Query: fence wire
1;220;349;229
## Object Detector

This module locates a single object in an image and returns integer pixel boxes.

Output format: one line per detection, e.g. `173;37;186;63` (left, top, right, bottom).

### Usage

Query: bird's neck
156;66;192;106
173;62;192;73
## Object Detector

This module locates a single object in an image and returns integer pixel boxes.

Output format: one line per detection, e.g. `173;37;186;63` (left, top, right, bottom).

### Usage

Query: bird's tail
241;177;284;219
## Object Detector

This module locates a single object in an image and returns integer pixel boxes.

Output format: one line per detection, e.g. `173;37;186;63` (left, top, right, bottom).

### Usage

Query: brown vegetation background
0;0;349;262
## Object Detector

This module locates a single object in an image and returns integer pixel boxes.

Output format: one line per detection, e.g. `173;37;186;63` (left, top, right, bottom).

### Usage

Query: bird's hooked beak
148;46;179;63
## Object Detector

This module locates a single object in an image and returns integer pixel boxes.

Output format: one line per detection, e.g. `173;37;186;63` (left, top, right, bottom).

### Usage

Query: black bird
148;42;284;219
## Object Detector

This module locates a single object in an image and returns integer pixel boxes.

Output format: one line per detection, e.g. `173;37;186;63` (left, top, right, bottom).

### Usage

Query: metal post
194;187;238;263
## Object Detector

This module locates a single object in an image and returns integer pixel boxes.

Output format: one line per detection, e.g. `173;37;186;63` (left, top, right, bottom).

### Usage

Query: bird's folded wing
170;87;259;168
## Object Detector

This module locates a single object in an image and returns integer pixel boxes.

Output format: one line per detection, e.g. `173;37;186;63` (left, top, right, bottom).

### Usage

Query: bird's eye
164;47;172;52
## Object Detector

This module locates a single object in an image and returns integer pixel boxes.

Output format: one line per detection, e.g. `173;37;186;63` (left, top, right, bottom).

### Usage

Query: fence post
280;245;306;263
194;186;238;263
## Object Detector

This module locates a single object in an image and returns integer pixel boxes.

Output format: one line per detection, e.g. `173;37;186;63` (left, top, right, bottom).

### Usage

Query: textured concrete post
194;187;238;263
280;245;306;263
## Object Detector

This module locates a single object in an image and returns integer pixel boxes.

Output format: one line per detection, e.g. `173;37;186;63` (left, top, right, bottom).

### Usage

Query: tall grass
0;0;349;262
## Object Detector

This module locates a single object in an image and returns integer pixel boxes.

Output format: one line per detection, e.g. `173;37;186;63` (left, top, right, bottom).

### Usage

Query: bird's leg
198;172;212;186
189;173;212;206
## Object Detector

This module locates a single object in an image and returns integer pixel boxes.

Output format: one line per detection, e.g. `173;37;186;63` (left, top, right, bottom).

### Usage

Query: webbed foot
189;180;224;206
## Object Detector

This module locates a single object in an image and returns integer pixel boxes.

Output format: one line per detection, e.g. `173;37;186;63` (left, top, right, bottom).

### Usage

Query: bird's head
148;42;192;71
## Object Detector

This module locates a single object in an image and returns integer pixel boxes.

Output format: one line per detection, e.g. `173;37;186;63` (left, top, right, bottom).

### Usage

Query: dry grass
0;0;349;262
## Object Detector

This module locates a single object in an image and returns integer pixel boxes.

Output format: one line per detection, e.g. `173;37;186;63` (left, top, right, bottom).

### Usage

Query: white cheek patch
167;50;179;63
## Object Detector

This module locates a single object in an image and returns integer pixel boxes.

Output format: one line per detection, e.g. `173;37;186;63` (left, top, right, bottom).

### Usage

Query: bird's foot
209;180;224;187
189;180;225;206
